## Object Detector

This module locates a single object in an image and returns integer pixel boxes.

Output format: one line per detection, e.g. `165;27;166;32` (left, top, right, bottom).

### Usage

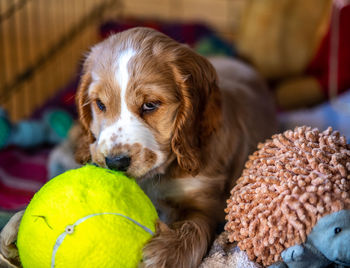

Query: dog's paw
0;211;24;266
142;220;206;268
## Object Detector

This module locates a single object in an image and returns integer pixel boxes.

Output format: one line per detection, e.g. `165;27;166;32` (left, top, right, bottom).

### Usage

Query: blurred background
0;0;245;120
1;0;350;119
0;0;349;232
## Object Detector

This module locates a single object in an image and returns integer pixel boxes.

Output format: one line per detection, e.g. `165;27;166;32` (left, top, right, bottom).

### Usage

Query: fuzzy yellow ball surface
17;165;158;268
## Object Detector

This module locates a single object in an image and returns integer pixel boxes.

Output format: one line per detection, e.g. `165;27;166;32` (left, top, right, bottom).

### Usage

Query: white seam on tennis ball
51;212;154;268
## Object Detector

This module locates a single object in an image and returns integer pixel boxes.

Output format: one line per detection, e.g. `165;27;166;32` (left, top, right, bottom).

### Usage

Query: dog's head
76;27;221;179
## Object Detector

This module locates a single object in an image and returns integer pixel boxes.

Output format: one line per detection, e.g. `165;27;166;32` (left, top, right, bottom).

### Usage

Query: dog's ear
169;45;222;175
70;123;92;164
75;70;94;164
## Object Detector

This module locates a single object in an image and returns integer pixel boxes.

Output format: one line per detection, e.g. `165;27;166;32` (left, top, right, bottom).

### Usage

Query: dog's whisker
81;101;91;107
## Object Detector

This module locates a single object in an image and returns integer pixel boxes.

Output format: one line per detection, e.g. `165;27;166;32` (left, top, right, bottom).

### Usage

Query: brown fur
75;27;276;268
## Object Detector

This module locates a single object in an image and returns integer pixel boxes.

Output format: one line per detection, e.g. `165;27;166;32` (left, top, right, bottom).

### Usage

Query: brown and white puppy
0;27;276;267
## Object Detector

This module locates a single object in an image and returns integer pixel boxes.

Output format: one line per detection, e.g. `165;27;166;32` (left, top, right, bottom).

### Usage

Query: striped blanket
0;147;49;211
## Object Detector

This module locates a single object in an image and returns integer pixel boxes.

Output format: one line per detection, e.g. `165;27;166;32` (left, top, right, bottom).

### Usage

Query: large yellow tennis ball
17;165;158;268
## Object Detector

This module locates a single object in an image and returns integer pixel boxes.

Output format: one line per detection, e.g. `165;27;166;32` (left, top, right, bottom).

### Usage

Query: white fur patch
91;71;100;83
163;176;212;198
97;49;165;167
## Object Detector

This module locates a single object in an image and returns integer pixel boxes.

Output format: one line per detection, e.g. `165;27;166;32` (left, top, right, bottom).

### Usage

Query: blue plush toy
270;210;350;268
0;108;73;149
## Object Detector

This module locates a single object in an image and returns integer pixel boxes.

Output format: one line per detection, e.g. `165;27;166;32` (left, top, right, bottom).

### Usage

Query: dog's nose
105;155;131;171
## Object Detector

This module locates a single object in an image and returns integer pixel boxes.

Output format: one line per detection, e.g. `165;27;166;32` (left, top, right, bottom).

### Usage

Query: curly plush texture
225;126;350;266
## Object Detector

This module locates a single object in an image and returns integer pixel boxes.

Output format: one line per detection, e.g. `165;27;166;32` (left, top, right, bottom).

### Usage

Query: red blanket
0;147;49;210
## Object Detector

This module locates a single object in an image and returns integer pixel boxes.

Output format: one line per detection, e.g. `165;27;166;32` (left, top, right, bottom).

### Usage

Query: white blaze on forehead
97;48;165;166
116;48;135;97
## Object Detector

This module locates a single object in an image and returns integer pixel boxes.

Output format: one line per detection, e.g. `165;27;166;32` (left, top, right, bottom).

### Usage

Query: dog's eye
334;227;342;234
96;99;106;112
141;102;159;113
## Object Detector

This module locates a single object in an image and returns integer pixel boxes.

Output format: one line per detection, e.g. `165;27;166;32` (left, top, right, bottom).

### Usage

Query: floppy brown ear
72;123;92;164
169;45;222;175
74;71;94;164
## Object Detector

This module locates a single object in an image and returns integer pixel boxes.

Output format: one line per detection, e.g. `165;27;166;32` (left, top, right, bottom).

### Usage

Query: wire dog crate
0;0;122;120
0;0;244;121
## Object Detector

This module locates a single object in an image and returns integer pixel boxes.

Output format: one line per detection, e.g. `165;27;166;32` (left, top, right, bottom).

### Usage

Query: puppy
0;27;276;267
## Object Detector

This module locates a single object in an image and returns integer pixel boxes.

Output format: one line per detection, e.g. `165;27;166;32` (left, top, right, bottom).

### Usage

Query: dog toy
236;0;350;109
0;108;73;149
17;165;158;268
225;126;350;267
